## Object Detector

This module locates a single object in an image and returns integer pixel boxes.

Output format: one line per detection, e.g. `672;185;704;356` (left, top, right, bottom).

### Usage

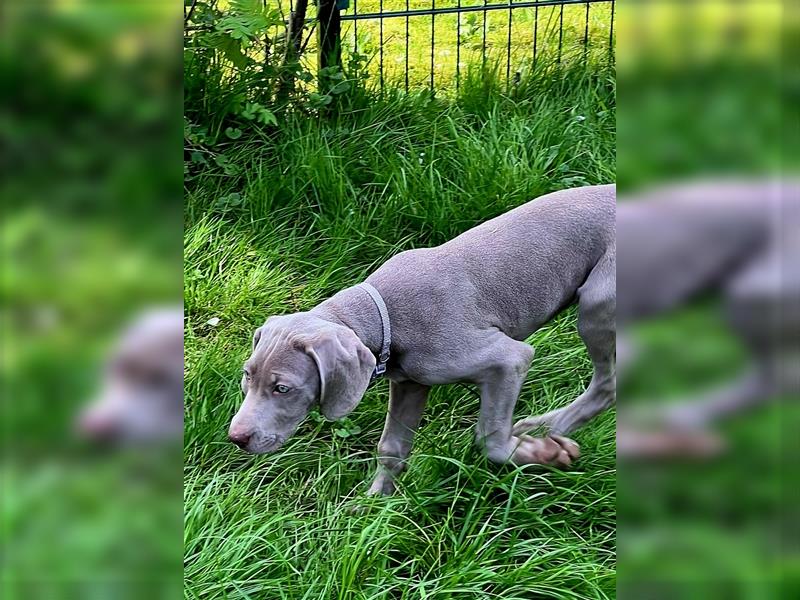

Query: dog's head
228;314;376;454
77;308;185;445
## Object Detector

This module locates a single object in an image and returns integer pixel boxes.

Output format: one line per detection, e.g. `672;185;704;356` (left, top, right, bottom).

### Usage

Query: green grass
184;64;616;598
617;304;799;598
339;0;615;91
211;0;614;94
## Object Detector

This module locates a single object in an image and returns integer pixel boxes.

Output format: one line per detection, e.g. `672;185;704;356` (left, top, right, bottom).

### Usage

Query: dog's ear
301;325;376;421
252;326;264;351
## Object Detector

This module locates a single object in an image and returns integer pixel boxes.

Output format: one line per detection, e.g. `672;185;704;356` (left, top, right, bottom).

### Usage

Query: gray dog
229;184;616;495
78;307;184;444
615;180;798;457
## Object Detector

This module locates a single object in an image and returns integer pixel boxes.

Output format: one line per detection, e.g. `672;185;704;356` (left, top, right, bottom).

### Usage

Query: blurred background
617;0;798;598
3;0;798;597
1;1;183;597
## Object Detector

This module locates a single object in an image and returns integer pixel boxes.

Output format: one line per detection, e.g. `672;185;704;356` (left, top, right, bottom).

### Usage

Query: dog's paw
347;477;395;515
366;473;397;497
617;426;724;460
510;434;580;468
512;415;551;437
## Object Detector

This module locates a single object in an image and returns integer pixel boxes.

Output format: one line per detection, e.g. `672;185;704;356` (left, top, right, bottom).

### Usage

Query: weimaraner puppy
229;184;616;495
78;307;184;444
614;180;798;457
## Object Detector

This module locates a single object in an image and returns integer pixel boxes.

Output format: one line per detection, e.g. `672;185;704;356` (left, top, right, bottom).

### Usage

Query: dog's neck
310;285;386;358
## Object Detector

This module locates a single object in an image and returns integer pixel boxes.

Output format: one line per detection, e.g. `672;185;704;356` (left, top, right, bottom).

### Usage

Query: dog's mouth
246;433;285;455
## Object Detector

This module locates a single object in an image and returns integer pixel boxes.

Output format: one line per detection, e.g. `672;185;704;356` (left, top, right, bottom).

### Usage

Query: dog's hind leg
474;333;580;468
514;251;616;437
646;244;796;430
617;240;798;458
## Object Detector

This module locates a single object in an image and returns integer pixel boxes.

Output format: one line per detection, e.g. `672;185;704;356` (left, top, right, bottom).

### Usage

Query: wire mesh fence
184;0;616;104
335;0;615;93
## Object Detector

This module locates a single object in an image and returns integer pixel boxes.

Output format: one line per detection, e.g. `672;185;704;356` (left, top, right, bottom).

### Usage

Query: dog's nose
78;411;118;441
228;429;251;449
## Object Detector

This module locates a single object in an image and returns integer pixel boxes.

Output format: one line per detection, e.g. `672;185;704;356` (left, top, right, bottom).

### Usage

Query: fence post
318;0;342;73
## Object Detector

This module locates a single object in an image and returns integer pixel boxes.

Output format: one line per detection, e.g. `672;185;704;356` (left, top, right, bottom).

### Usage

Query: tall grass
184;61;615;598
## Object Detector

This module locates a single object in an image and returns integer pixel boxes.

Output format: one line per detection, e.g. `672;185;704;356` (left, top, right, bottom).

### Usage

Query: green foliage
240;102;278;125
183;0;615;183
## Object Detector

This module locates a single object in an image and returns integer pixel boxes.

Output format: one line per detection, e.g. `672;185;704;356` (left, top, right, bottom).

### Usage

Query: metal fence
319;0;615;93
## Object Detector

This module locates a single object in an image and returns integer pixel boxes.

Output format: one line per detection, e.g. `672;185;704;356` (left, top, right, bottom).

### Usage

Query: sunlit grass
341;0;614;91
236;0;615;94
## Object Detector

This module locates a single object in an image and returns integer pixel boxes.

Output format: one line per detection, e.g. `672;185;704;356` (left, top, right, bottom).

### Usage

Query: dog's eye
275;384;290;394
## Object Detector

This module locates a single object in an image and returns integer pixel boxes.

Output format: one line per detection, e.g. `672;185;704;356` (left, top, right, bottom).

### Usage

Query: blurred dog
77;307;184;444
616;180;798;458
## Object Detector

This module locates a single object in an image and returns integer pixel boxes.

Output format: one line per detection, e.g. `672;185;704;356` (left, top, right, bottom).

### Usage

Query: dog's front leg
477;338;579;468
367;380;430;496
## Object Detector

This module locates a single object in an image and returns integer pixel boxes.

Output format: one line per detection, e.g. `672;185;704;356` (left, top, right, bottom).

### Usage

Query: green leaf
225;127;243;140
214;192;243;209
320;67;345;80
256;108;277;126
206;32;250;69
214;154;239;176
309;93;333;107
328;81;351;95
240;103;277;127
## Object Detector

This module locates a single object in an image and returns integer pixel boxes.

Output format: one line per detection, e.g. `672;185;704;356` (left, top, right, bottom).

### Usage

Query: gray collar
356;282;391;379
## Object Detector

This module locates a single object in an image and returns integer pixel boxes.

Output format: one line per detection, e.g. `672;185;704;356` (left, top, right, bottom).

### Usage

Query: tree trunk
318;0;341;74
276;0;309;104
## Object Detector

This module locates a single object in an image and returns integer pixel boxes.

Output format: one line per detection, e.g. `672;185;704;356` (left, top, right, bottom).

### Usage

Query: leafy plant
240;102;278;126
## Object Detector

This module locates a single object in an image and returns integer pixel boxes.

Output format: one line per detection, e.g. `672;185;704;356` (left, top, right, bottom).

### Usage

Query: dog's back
616;180;791;323
369;184;615;342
